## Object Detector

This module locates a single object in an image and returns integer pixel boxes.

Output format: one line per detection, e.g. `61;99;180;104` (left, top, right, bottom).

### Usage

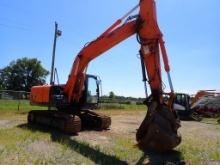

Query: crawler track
80;110;111;130
28;110;81;134
27;110;111;134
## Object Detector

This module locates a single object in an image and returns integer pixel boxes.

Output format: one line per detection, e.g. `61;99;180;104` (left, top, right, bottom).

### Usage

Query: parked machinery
28;0;181;152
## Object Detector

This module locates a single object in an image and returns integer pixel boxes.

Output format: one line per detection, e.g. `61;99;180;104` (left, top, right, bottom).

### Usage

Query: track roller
28;110;81;134
79;110;111;130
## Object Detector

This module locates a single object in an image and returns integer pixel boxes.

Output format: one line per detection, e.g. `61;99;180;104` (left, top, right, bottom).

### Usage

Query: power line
0;23;29;31
0;17;27;26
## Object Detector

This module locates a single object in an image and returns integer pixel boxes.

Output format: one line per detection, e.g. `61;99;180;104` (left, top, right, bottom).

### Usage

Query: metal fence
0;90;30;111
0;90;145;111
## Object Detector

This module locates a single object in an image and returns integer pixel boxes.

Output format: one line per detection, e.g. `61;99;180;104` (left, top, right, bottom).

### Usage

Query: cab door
81;75;100;109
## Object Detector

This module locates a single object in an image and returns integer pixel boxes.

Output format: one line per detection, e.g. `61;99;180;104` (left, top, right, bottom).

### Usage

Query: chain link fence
0;90;30;111
0;90;145;111
98;97;145;110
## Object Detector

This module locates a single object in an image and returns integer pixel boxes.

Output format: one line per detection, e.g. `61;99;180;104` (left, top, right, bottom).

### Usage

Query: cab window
87;77;98;104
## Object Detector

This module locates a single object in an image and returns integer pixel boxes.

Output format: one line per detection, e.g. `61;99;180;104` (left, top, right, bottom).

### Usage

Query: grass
201;117;220;132
0;125;94;165
0;101;220;164
0;100;47;112
201;117;219;124
4;122;218;165
0;100;146;114
0;122;146;164
99;103;146;110
109;137;143;163
177;136;220;164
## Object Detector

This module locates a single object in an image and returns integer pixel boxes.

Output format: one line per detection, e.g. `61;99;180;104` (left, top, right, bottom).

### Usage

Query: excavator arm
65;0;173;105
64;20;137;102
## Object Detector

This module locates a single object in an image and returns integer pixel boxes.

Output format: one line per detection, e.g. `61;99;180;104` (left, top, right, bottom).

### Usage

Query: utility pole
49;22;62;110
50;22;62;85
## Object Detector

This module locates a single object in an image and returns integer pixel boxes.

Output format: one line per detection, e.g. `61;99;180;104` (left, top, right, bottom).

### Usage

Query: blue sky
1;0;220;97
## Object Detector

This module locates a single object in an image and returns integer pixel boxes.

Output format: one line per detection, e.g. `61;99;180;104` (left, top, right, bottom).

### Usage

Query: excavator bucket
136;102;181;152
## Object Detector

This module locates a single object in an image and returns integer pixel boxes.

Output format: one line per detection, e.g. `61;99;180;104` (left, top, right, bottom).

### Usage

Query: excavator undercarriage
28;110;82;134
28;109;111;134
28;75;111;134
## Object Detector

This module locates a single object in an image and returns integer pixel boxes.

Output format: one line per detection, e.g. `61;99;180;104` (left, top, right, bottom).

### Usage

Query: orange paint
30;85;51;105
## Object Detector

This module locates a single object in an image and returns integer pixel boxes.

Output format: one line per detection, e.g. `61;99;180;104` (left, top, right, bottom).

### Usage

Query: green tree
109;91;115;99
0;58;49;91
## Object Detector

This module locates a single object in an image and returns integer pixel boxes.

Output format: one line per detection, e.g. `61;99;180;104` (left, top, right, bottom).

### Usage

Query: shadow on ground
17;123;127;165
136;150;186;165
18;123;186;165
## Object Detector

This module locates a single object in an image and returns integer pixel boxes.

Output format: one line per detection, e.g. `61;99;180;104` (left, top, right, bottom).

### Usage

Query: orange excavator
192;90;220;104
28;0;181;152
173;90;220;120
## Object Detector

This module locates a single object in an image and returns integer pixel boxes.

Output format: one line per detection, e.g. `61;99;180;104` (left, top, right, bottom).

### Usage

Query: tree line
100;91;145;105
0;58;49;91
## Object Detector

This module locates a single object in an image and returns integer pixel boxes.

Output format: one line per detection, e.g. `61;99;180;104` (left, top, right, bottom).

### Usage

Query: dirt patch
73;111;220;150
110;114;145;136
0;119;24;129
180;121;220;138
73;131;111;146
25;140;59;157
72;112;145;146
207;161;220;165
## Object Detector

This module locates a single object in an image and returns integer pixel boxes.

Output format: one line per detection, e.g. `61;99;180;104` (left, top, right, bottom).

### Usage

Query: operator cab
81;74;100;109
173;93;192;117
43;74;100;111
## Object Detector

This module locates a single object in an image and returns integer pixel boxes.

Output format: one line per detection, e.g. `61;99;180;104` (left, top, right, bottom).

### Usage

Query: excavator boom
65;0;173;103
